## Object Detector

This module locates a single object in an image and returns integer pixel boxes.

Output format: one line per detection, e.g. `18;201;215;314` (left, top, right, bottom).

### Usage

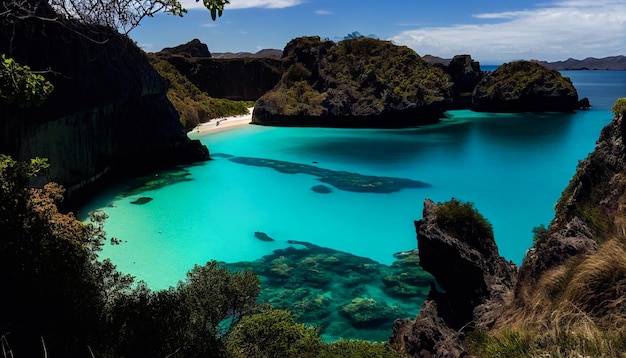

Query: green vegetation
612;97;626;116
0;54;53;108
434;198;493;241
149;56;253;130
226;307;403;358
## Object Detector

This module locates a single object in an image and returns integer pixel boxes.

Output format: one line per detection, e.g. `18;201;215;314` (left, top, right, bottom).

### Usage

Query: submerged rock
254;231;275;242
311;184;333;194
130;197;153;205
225;240;428;341
227;155;430;193
472;60;578;112
340;297;408;329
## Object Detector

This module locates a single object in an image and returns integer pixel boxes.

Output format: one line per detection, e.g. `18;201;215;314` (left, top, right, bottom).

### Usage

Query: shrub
434;198;493;242
612;98;626;117
226;308;323;358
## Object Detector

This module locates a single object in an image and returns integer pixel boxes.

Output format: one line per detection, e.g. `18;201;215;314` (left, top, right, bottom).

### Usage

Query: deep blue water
80;70;625;341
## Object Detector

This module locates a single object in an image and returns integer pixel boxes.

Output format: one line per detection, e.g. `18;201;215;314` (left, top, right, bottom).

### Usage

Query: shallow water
80;70;626;341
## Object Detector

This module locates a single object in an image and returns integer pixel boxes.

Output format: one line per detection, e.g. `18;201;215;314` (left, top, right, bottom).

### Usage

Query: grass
469;236;626;357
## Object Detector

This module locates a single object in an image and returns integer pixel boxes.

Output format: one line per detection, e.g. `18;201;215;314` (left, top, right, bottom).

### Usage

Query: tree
0;54;53;108
48;0;230;34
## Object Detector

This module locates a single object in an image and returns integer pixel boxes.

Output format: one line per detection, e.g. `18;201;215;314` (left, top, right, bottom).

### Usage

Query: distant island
538;56;626;70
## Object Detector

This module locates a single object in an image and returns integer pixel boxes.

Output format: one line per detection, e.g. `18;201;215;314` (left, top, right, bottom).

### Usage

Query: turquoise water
80;70;625;341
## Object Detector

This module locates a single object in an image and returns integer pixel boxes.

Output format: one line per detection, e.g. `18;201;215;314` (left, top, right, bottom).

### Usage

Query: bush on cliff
612;97;626;116
149;56;252;130
434;198;493;242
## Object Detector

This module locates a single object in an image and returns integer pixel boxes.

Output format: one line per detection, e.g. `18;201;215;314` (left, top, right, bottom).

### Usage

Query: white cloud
390;0;626;63
200;23;218;27
179;0;302;10
315;9;333;15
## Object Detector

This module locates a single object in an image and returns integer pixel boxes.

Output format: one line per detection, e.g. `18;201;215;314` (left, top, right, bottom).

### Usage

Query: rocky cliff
0;4;208;201
389;199;516;357
251;36;452;128
436;55;484;109
472;60;579;112
153;41;284;101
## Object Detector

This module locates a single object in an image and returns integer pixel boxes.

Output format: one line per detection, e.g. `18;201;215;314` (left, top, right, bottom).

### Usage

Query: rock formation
389;199;516;357
153;42;284;101
438;55;484;109
159;38;212;58
252;36;452;128
0;4;209;202
472;60;579;112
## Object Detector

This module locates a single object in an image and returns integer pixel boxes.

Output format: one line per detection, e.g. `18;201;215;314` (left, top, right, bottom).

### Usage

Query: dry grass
468;236;626;357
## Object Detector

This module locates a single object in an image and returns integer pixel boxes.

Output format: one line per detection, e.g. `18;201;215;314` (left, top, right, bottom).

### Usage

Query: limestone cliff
252;36;452;128
0;4;208;201
472;60;578;112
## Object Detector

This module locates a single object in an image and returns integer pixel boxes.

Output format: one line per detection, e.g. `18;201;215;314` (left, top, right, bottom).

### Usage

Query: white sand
188;107;254;138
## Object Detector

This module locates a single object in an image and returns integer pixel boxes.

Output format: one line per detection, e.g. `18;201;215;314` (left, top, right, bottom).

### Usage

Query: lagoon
80;70;626;341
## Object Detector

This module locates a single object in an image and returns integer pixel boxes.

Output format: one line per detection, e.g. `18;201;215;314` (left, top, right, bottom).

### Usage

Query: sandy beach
188;107;254;138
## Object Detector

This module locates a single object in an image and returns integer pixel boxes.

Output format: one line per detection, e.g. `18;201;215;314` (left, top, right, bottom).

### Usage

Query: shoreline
188;107;254;138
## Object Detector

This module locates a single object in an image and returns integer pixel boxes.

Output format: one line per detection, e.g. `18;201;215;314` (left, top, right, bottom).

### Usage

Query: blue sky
130;0;626;64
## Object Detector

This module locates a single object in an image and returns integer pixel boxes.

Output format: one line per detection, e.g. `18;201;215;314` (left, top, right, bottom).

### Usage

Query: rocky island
252;36;453;128
472;60;579;112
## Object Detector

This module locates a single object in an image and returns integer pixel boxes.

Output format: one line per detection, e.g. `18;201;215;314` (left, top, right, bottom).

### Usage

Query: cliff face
472;60;579;112
513;105;626;323
157;53;284;101
251;36;452;128
0;8;208;200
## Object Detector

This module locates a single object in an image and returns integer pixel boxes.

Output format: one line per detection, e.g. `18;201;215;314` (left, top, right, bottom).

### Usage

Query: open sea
80;70;626;341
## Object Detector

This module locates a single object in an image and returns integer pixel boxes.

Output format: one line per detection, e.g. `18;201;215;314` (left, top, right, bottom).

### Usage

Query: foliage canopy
47;0;229;34
0;54;53;108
